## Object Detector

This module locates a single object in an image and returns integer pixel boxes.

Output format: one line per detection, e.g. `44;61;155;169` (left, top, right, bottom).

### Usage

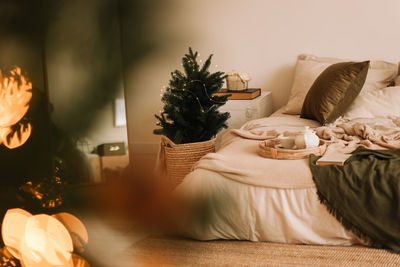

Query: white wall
124;0;400;154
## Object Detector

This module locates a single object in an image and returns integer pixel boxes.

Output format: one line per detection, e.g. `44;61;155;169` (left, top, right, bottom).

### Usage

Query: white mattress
175;113;364;246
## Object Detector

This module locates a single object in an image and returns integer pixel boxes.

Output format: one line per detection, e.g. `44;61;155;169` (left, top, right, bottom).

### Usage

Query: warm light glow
1;208;32;259
21;214;73;266
1;208;90;267
71;254;91;267
52;213;89;253
0;67;33;149
0;67;32;127
0;122;32;149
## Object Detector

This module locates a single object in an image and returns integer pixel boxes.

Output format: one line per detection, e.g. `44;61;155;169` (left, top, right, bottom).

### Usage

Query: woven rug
126;236;400;267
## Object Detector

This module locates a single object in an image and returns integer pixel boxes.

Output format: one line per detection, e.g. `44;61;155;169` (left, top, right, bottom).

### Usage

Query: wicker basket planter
159;135;216;186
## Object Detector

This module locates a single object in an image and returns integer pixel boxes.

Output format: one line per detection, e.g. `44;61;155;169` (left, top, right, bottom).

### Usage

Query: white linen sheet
176;111;364;246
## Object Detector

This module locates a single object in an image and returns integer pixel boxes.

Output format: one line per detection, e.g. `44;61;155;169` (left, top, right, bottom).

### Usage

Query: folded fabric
315;120;400;153
310;147;400;253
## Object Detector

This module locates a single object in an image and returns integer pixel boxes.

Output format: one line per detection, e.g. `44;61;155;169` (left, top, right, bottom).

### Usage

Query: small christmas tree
154;48;230;144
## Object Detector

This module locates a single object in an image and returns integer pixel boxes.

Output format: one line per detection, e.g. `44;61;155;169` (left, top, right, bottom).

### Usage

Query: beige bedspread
193;116;400;189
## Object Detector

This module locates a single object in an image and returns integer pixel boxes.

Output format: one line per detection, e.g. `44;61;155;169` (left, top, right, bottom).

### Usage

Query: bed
173;54;400;251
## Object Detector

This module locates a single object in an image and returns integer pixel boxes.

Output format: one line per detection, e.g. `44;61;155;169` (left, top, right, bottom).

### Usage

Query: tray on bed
258;139;327;160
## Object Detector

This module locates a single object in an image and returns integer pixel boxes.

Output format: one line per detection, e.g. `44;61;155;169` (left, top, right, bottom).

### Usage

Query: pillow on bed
343;86;400;119
284;55;341;114
284;54;397;115
300;61;370;125
395;75;400;86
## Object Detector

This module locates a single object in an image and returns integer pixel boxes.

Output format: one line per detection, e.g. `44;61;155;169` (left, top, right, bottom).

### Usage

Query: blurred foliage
0;0;166;138
0;0;165;209
43;0;168;139
0;0;61;47
0;1;177;266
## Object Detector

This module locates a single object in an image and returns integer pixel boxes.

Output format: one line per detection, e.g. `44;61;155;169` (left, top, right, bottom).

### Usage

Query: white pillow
283;54;398;115
343;86;400;119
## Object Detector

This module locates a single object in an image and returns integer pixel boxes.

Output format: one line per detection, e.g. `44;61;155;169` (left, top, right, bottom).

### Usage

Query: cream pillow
396;62;400;85
284;55;341;114
343;86;400;119
394;75;400;86
284;54;398;114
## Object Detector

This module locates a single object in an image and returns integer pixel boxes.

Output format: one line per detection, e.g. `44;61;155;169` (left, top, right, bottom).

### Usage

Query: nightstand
219;91;273;129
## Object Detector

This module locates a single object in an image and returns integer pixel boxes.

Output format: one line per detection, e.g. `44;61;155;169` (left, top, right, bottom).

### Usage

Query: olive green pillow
300;61;370;124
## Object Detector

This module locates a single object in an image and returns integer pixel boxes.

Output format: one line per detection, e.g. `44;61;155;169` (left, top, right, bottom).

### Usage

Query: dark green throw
310;146;400;253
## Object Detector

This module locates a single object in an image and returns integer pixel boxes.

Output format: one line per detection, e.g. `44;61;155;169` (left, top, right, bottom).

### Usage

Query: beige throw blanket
192;116;400;189
316;118;400;153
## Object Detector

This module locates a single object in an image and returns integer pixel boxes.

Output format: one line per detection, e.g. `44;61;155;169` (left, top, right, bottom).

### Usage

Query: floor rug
126;236;400;266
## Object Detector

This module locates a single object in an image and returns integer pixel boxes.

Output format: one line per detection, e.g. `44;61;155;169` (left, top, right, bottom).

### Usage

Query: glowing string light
180;79;225;113
1;208;90;267
0;67;33;149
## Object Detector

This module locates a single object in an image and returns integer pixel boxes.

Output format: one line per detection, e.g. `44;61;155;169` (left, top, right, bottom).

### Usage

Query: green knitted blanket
310;146;400;253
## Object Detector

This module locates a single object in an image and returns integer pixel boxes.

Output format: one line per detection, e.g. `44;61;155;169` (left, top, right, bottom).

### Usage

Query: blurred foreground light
0;122;32;149
52;213;88;254
21;214;73;266
1;208;32;259
71;254;90;267
0;67;32;149
1;209;90;267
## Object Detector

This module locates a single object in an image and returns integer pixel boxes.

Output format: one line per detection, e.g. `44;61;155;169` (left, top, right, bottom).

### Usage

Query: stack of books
214;88;261;100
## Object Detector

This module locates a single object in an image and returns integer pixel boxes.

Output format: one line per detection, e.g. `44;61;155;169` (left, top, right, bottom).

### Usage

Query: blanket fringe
314;189;386;251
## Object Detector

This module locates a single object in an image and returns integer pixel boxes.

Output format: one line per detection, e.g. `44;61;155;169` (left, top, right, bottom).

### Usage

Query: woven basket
161;135;216;186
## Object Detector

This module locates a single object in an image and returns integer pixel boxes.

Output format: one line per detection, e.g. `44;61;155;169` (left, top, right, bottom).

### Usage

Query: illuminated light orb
0;67;33;149
20;214;73;266
1;208;32;259
71;254;91;267
52;213;89;254
1;209;90;267
0;67;32;127
0;122;32;149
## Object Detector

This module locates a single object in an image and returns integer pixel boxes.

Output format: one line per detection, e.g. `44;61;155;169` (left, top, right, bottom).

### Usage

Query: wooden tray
258;139;326;160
